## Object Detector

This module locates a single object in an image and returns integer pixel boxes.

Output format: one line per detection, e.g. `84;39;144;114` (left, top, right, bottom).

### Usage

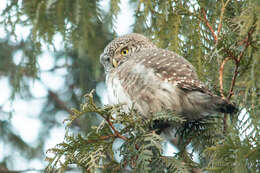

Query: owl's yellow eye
121;48;129;55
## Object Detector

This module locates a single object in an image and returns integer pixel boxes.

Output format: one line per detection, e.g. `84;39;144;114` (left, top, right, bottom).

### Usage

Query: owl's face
100;33;155;72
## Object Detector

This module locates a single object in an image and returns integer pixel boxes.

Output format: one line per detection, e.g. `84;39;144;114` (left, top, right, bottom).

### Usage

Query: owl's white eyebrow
120;46;128;50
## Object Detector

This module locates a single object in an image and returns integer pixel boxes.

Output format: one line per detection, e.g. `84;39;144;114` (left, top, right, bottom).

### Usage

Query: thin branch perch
217;0;231;36
219;26;255;132
106;117;128;141
219;57;231;98
227;26;255;100
201;8;218;43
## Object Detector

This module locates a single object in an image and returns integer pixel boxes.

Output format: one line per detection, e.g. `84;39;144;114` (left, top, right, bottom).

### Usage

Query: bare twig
219;57;232;98
201;8;217;43
201;1;230;43
106;117;127;141
227;26;255;100
86;134;115;143
227;61;239;100
191;168;203;173
217;0;231;36
220;26;255;132
217;23;222;37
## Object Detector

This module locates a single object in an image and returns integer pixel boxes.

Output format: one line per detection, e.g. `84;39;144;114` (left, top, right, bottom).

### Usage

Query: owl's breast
105;63;182;116
106;72;133;112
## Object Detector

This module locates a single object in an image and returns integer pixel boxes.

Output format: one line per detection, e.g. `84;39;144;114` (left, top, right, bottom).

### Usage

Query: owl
100;33;237;121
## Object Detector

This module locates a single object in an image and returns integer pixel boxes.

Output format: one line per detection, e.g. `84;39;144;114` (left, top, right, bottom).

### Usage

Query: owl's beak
112;59;118;68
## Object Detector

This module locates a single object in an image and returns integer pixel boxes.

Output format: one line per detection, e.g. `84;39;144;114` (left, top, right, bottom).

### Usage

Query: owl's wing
131;48;212;94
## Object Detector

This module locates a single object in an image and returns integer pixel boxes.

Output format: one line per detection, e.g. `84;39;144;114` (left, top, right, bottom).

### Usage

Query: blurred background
0;0;259;172
0;0;135;171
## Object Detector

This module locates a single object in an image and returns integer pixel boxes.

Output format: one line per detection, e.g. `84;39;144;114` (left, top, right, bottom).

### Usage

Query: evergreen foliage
46;91;193;173
0;0;259;172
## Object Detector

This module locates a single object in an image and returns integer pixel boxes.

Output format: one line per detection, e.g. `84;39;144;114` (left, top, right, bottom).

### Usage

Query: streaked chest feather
105;63;182;115
106;74;133;107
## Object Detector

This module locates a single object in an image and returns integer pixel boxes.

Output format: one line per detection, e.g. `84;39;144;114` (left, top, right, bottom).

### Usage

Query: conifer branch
201;8;217;43
202;0;230;44
217;0;231;36
84;134;115;143
105;116;128;141
220;26;255;132
227;26;255;100
85;90;127;141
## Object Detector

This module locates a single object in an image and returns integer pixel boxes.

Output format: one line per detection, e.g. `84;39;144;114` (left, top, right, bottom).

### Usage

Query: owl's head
100;33;155;72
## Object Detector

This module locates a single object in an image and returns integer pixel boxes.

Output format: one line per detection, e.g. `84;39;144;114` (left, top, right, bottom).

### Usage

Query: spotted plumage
100;33;237;120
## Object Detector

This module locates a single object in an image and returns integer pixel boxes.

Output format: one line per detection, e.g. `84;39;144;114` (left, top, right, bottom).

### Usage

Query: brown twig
220;26;255;132
191;168;203;173
201;8;217;43
86;134;115;143
222;55;239;133
201;1;230;43
217;23;222;36
219;57;232;98
227;61;239;100
106;117;128;141
227;27;255;100
223;48;237;60
50;89;127;142
217;0;231;36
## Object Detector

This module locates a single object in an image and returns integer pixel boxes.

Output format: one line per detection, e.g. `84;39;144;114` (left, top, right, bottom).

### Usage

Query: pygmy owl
100;33;237;121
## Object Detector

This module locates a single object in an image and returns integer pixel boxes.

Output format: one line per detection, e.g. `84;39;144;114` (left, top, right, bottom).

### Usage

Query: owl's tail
213;97;238;114
184;91;238;119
